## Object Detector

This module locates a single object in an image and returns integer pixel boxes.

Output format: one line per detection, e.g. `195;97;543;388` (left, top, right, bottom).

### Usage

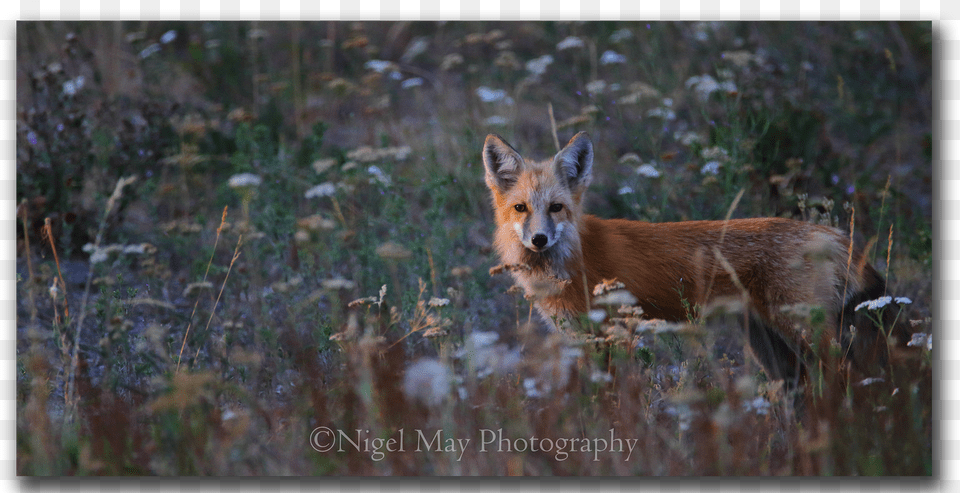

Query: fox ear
554;131;593;192
483;134;525;192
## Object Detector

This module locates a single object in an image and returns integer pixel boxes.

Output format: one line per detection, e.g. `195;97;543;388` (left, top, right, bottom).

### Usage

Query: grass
15;21;932;476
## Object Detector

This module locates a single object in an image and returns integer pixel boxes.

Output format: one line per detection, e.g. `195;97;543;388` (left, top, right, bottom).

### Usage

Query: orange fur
483;131;897;387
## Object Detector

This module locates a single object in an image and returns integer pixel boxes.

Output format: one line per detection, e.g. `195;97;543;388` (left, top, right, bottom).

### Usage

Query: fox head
482;131;594;267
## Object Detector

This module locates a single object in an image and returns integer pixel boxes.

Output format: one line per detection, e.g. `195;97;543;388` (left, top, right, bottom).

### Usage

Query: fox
482;131;907;389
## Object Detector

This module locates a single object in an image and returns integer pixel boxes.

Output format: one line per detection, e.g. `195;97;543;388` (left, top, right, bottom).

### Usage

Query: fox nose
532;234;548;249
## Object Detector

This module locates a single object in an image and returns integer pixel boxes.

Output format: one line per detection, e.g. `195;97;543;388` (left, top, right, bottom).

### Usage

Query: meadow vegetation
16;21;932;475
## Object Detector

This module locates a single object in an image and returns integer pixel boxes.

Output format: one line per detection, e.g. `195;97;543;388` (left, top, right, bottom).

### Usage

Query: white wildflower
687;75;737;101
585;80;607;94
646;107;676;120
742;396;771;416
364;60;394;73
62;76;85;96
619;153;641;164
312;158;337;174
556;36;585;51
636;163;660;178
367;165;391;186
403;359;451;406
617;186;634;195
401;77;424;89
593;290;638;306
228;173;262;188
855;296;892;312
160;30;177;44
321;278;356;290
525;54;554;76
588;309;607;323
590;370;613;383
428;297;450;307
599;50;626;65
609;29;633;43
305;182;337;199
523;378;543;398
701;161;721;175
476;86;506;103
908;333;932;351
139;43;161;59
401;37;429;62
469;331;499;348
895;297;912;305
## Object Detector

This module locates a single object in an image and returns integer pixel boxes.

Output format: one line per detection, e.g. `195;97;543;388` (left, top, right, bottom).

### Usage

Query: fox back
482;131;907;388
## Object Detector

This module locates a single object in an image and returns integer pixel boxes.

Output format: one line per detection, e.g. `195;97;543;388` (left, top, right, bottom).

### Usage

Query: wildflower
721;50;756;67
422;327;449;338
228;173;262;188
855;296;892;312
139;43;161;59
311;158;337;175
908;332;932;351
588;309;607;323
401;37;429;62
619;153;641;164
364;60;395;73
590;371;613;383
599;50;626;65
321;278;356;291
675;131;703;146
469;331;499;348
160;30;177;44
646;107;676;120
556;36;585;51
403;359;452;406
593;290;638;306
686;74;737;101
401;77;424;89
636;164;660;178
304;183;336;199
701;161;721;175
428;297;450;307
742;396;771;415
376;242;412;260
367;165;391;186
617;186;634;195
895;297;912;305
525;54;554;76
476;86;506;103
609;29;633;43
523;378;544;398
585;80;607;94
440;53;464;71
62;76;85;96
593;278;626;296
494;51;521;70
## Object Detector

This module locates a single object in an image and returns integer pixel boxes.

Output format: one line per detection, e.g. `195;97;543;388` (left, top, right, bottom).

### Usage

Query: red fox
483;131;906;388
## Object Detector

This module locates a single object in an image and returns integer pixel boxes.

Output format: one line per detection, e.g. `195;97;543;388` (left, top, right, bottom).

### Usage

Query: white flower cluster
854;296;911;312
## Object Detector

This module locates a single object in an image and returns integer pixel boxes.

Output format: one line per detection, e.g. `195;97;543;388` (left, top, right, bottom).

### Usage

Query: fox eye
549;203;564;213
514;204;527;213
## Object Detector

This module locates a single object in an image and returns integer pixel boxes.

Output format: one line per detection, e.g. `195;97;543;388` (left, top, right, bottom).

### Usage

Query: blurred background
15;21;932;475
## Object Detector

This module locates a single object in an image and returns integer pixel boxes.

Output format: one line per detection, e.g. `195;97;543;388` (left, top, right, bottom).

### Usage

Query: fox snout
514;220;565;253
531;234;548;249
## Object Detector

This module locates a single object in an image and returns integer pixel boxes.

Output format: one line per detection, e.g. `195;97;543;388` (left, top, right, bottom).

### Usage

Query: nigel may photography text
310;427;639;463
